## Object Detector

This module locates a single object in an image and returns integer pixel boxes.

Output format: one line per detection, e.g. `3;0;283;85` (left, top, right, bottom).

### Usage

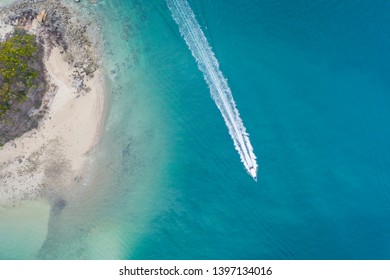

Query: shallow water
0;200;50;259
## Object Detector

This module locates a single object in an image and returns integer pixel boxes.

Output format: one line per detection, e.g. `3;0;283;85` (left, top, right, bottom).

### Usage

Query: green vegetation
0;29;39;120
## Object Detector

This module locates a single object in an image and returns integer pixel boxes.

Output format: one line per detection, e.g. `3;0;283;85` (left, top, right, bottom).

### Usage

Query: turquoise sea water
1;0;390;259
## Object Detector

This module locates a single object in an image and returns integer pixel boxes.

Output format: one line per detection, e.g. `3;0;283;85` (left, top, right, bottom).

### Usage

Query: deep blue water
2;0;389;259
89;0;390;259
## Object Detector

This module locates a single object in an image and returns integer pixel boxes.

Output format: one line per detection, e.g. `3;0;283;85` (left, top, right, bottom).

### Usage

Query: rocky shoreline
0;0;101;146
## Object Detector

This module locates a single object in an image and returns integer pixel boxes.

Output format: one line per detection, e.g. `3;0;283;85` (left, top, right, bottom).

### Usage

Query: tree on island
0;29;39;120
0;29;46;146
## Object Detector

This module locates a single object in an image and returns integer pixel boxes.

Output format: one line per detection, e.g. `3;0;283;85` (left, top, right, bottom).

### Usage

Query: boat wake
167;0;258;181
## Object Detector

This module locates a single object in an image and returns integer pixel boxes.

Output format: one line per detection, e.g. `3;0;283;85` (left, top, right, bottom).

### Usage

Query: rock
37;10;47;24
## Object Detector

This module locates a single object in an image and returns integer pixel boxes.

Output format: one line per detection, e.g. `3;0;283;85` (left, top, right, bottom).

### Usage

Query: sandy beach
0;45;104;207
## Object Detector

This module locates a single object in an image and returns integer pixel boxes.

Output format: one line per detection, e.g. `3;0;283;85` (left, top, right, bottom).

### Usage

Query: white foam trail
167;0;258;180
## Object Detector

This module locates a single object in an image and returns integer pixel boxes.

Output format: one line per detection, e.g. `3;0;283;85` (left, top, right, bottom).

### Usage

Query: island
0;0;105;206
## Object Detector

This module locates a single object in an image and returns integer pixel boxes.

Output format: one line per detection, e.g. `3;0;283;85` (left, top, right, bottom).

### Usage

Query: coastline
0;1;106;207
